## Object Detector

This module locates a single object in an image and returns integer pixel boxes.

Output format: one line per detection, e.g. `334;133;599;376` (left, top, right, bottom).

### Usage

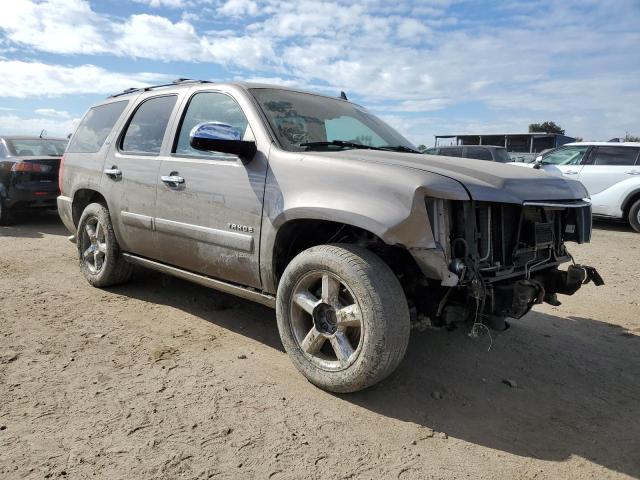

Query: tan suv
58;79;602;392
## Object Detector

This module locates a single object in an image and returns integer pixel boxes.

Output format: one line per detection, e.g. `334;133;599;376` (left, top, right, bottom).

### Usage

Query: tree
528;121;565;135
574;136;584;142
623;132;640;142
417;144;427;152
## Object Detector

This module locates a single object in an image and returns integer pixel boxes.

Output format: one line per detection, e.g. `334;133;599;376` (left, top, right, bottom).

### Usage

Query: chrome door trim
154;217;254;252
122;253;275;308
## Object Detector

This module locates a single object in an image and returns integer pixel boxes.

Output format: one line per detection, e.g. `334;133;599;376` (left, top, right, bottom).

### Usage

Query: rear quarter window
465;147;493;161
67;101;128;153
591;146;640;166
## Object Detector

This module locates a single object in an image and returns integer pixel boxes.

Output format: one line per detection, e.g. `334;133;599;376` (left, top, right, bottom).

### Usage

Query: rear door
101;94;180;258
152;89;268;288
577;146;640;195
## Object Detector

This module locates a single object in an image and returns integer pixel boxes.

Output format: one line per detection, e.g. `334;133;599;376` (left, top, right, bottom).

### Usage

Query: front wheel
276;244;410;393
77;202;133;287
628;199;640;233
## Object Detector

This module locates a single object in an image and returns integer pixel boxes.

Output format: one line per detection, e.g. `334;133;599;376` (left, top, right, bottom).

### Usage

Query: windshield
6;138;67;157
250;88;415;152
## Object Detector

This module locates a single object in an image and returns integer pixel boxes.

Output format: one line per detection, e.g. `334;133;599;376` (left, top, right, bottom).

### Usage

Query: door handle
161;173;185;187
104;167;122;179
626;170;640;175
564;170;579;175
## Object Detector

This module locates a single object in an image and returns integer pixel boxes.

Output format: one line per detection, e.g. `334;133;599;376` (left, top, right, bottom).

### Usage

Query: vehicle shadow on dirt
112;269;640;477
593;218;635;233
352;312;640;478
0;210;67;238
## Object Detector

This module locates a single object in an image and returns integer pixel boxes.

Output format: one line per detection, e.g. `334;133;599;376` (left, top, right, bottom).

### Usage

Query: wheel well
72;189;107;227
272;219;425;307
622;190;640;219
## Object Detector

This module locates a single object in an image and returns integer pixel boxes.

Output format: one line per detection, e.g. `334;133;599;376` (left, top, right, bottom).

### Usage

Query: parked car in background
424;145;513;163
510;142;640;232
0;136;67;224
58;80;601;393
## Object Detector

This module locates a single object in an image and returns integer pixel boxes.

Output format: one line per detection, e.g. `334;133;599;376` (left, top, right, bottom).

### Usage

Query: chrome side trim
154;218;253;252
523;200;591;209
121;253;275;308
121;211;153;229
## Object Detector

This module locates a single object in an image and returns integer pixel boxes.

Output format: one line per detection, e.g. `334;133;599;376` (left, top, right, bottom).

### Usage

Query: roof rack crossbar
108;79;212;98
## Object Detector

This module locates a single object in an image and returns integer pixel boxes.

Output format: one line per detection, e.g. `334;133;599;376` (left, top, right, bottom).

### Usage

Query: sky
0;0;638;146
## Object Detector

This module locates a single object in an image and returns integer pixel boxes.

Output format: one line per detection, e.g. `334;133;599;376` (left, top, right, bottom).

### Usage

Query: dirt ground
1;212;639;480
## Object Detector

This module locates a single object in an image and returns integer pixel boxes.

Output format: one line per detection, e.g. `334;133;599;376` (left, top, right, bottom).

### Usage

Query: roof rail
109;79;212;98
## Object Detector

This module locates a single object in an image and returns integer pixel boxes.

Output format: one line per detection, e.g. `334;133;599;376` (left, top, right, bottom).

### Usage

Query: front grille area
450;201;590;280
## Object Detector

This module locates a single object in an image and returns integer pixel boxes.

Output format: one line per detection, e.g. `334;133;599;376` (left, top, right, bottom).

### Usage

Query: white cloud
0;60;171;98
0;113;79;137
133;0;189;7
34;108;72;118
218;0;259;17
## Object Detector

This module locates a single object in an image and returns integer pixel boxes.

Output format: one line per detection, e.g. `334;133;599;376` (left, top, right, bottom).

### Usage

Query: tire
77;202;133;287
0;199;15;225
629;199;640;233
276;244;410;393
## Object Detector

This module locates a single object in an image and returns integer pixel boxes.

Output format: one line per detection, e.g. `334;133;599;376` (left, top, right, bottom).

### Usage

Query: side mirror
189;122;257;162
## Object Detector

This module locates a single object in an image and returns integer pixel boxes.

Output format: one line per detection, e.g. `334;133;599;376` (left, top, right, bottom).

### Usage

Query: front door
101;94;179;259
153;90;268;288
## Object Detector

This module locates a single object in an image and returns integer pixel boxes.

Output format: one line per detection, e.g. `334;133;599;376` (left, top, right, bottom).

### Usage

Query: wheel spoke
293;290;320;315
330;332;355;364
336;304;362;328
321;274;340;306
93;251;101;271
95;221;102;241
300;327;326;354
97;242;107;253
85;223;96;240
83;246;94;259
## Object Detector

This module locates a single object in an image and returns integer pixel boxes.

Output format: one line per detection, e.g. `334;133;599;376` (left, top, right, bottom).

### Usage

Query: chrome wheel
290;271;364;371
81;216;107;274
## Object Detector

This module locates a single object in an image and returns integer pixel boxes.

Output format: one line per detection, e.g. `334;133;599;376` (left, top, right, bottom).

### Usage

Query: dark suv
425;145;513;163
0;136;67;224
57;80;602;393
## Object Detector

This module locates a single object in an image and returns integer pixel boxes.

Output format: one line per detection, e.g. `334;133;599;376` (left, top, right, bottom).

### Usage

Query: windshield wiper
378;145;421;154
298;140;385;151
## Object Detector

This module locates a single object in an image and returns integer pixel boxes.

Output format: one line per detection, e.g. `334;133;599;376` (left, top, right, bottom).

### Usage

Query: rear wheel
77;202;133;287
629;199;640;233
276;244;410;393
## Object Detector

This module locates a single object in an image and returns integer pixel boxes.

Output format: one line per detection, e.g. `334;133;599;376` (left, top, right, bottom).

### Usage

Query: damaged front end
412;199;603;329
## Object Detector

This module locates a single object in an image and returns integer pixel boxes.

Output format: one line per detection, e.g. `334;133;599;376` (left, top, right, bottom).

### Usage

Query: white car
510;142;640;232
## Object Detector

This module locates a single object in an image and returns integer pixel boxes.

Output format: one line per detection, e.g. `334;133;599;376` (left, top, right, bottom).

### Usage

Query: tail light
11;161;42;173
58;154;65;194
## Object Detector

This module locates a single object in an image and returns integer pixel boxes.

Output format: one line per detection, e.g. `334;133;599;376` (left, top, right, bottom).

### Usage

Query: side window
542;146;589;165
465;147;492;161
175;92;250;157
590;147;639;166
67;100;128;153
121;95;177;154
